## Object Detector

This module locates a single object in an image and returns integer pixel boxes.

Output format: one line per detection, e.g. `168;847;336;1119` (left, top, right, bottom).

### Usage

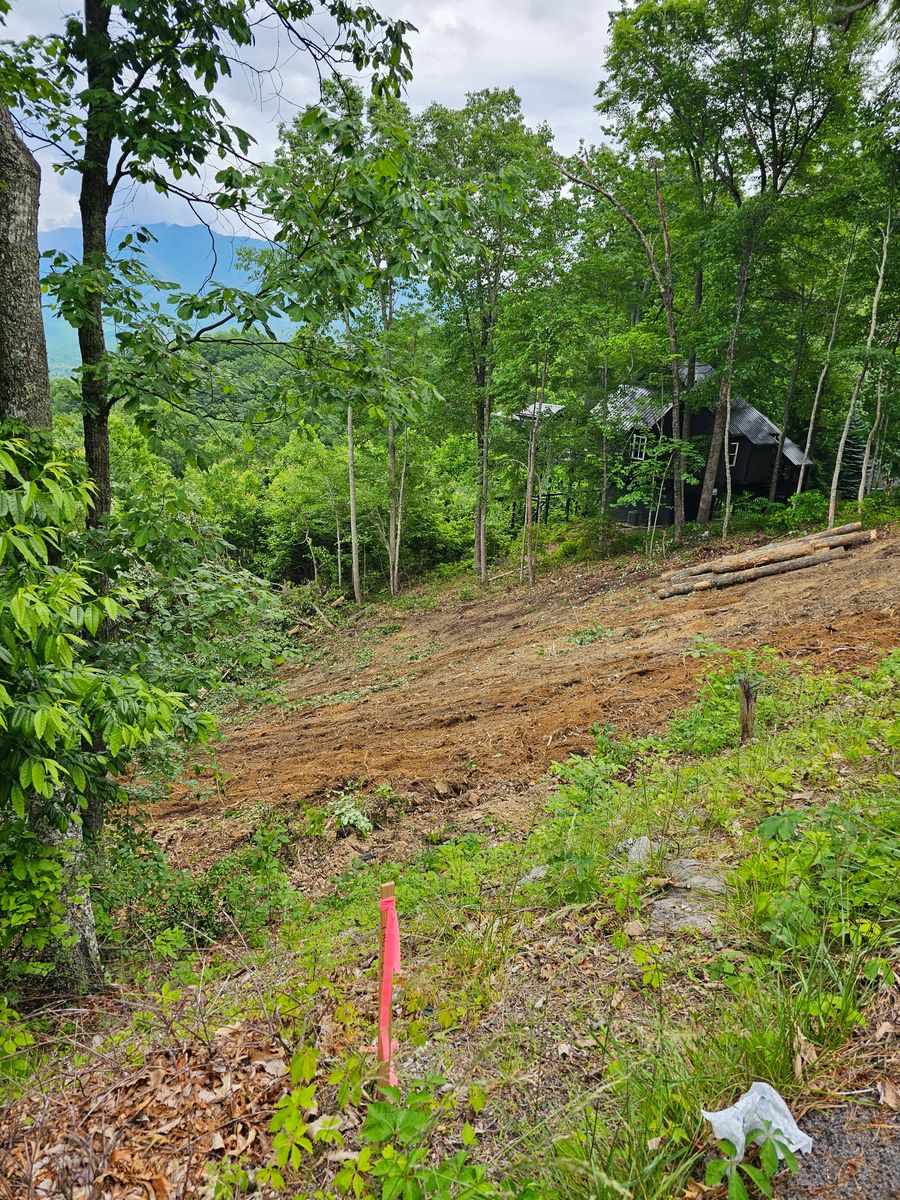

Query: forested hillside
0;0;898;1196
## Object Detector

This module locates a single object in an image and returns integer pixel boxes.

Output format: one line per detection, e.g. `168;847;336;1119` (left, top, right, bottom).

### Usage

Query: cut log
822;522;862;536
711;540;822;574
659;547;845;597
809;528;876;552
657;523;864;582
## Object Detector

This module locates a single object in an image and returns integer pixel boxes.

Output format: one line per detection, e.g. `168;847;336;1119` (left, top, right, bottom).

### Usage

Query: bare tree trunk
700;231;755;531
347;404;362;605
797;226;858;494
521;364;546;586
829;207;892;528
79;0;115;525
858;366;883;512
769;310;806;501
477;385;491;588
31;805;103;991
0;108;52;427
393;427;408;594
387;416;398;596
653;165;684;540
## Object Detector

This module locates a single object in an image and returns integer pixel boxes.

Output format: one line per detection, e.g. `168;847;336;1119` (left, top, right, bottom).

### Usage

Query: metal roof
730;396;810;466
609;365;811;467
508;401;565;422
602;384;672;428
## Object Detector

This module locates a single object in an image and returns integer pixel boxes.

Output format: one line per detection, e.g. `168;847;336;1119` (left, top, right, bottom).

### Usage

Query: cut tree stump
738;676;759;743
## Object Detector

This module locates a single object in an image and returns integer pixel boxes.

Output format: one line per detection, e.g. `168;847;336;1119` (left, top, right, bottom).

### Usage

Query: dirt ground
153;530;900;873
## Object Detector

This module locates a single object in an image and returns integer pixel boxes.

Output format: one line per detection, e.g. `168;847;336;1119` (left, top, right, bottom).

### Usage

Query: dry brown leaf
150;1177;172;1200
873;1021;898;1042
623;921;645;938
198;1071;233;1104
261;1057;287;1078
877;1078;900;1109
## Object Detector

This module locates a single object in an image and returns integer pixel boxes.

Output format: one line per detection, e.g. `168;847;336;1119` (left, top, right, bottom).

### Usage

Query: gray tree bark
0;108;52;427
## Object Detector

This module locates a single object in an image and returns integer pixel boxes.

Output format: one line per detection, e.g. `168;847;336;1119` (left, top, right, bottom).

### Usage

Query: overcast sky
5;0;613;232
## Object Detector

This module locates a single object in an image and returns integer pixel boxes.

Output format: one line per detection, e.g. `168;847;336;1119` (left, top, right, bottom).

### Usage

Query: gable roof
607;366;811;466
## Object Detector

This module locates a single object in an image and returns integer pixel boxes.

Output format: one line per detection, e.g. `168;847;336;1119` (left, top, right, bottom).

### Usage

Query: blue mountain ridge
39;222;270;375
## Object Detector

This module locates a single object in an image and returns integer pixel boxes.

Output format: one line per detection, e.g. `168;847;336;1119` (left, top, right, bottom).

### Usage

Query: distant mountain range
39;222;270;375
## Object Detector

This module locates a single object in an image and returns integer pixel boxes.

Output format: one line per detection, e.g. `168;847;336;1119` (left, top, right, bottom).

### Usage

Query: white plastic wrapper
702;1081;814;1163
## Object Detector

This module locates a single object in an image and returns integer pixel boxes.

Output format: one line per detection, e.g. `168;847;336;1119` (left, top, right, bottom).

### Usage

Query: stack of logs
657;522;876;599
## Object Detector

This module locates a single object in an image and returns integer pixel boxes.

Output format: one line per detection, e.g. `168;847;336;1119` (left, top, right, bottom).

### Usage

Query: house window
728;439;740;467
631;433;647;461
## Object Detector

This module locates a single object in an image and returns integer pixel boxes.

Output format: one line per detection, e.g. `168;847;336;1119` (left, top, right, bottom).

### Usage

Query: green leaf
728;1169;750;1200
705;1159;729;1186
742;1164;773;1196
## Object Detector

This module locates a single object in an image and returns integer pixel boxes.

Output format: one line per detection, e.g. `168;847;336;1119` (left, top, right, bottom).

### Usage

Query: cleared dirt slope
154;530;899;871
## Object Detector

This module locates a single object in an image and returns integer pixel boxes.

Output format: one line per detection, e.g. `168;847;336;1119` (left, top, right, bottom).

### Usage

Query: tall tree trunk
31;804;103;992
858;365;883;512
521;364;546;586
829;207;892;528
769;310;807;501
699;230;755;530
0;111;103;990
79;0;115;525
347;404;362;605
0;108;52;427
653;165;684;539
392;427;408;595
475;381;491;588
387;416;398;596
797;225;858;494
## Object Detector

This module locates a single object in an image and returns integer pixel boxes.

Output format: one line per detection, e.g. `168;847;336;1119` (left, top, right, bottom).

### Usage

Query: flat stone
649;891;720;937
666;857;727;895
627;836;654;867
518;865;547;885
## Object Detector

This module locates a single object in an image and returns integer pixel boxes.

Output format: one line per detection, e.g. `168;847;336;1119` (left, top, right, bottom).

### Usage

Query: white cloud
8;0;612;230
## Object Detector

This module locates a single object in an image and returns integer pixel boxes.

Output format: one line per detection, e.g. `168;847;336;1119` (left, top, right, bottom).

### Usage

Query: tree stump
738;676;759;744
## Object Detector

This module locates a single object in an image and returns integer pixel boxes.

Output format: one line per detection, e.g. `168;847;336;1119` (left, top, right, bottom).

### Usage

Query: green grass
3;647;898;1199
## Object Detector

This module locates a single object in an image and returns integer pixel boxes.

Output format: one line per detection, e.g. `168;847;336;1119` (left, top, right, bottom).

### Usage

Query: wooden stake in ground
377;881;400;1091
738;677;759;744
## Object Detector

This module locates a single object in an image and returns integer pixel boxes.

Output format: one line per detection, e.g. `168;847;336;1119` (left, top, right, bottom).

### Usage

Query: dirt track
154;530;899;869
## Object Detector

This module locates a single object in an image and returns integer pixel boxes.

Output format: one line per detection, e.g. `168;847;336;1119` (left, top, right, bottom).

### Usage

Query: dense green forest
0;0;899;1196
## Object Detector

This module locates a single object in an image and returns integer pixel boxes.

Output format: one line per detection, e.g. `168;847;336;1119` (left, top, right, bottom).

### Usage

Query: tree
415;90;554;585
8;0;414;525
601;0;870;529
257;84;460;601
0;108;50;427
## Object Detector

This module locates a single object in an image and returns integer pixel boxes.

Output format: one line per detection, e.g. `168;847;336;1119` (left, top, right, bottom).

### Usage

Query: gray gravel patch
773;1105;900;1198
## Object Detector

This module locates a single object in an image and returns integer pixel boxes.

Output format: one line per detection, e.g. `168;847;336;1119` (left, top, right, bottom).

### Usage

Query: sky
4;0;614;232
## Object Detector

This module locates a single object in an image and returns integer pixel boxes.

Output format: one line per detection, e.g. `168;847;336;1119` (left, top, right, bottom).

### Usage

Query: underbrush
2;648;897;1200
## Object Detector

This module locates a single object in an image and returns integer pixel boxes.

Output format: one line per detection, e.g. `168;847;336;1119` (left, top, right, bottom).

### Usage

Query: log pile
657;523;876;599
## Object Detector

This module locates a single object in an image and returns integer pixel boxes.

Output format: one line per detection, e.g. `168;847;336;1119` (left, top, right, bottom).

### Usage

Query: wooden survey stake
377;881;396;1090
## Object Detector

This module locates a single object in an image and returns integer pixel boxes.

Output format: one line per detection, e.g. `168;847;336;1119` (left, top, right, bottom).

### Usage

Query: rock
649;894;719;937
627;836;654;867
623;920;645;938
666;857;727;896
434;779;455;798
518;865;548;885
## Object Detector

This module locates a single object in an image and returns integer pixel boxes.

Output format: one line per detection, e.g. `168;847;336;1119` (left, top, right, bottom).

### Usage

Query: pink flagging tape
377;890;401;1087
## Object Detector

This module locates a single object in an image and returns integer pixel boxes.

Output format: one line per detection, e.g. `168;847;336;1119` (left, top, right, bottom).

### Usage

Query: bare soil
153;530;900;879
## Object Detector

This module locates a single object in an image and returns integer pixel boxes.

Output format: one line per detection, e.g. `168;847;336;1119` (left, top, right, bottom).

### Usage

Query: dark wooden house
607;365;812;527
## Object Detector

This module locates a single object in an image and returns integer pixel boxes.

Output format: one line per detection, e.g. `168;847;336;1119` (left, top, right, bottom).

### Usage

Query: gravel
773;1104;900;1199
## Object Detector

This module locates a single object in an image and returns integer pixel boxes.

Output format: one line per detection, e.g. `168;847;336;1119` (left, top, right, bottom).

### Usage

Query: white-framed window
631;432;647;461
728;439;740;467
